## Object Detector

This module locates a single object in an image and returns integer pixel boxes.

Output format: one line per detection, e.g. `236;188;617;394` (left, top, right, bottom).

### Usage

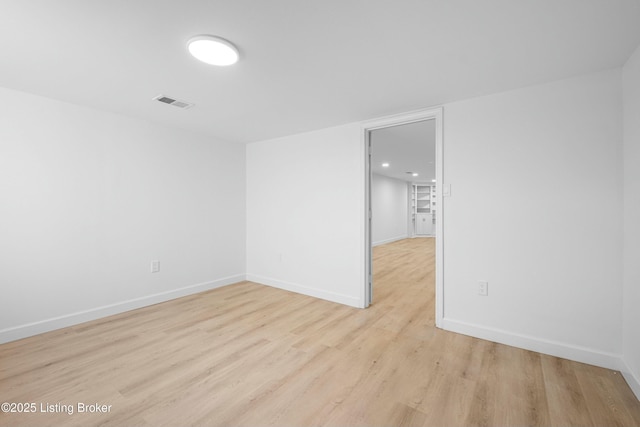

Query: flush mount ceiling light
412;173;419;177
382;163;390;167
187;35;239;66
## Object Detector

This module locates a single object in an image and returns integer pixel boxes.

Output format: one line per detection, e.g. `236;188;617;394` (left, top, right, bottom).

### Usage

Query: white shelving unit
412;183;436;236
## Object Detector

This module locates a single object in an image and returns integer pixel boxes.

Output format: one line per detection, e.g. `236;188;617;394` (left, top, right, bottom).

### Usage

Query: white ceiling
1;0;639;144
371;120;435;183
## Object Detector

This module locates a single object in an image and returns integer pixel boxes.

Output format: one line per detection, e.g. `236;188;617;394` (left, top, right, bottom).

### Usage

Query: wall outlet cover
478;281;488;296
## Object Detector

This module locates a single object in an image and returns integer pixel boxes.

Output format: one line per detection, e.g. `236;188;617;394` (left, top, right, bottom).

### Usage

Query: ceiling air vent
152;95;194;109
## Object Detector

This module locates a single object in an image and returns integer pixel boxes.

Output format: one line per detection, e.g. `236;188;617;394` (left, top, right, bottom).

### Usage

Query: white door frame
362;107;444;328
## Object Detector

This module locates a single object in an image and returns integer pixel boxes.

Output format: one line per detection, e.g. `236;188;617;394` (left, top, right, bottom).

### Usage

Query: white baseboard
0;274;245;344
246;274;362;308
621;360;640;401
441;318;624;371
373;235;409;247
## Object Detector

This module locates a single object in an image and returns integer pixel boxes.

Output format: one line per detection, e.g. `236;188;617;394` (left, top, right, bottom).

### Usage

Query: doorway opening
363;108;443;328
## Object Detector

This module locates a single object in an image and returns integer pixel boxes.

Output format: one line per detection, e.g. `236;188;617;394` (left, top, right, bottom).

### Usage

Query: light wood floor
1;238;639;426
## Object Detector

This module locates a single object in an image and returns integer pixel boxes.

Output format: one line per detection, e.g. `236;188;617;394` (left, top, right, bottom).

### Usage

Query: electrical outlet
478;281;488;296
151;260;160;273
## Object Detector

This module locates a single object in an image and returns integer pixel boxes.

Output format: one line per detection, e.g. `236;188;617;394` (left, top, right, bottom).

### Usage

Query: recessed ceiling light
382;163;390;167
431;179;436;182
187;35;239;66
412;173;419;177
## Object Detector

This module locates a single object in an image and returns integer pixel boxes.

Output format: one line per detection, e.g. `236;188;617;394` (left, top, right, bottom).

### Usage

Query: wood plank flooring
1;238;639;426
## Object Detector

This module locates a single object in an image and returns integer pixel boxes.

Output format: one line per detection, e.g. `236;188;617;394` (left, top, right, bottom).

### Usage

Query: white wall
622;44;640;398
246;124;364;307
441;69;624;368
0;87;246;343
244;69;628;372
372;174;409;246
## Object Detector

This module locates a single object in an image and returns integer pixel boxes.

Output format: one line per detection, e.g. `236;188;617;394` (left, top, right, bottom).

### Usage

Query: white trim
361;108;443;130
364;126;372;307
433;108;444;328
247;274;362;308
362;106;444;326
373;234;409;247
621;361;640;401
441;318;624;371
0;274;245;344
